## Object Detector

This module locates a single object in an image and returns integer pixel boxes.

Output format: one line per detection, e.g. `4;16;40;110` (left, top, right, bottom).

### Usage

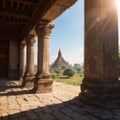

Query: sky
50;0;84;65
34;0;120;65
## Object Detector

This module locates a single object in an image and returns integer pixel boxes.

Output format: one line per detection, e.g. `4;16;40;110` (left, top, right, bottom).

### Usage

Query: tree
63;68;75;78
74;63;81;69
54;69;60;76
76;68;81;74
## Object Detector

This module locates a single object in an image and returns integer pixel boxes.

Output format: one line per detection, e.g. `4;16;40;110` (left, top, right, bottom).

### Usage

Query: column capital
20;42;26;48
21;40;27;45
26;34;36;46
35;20;55;35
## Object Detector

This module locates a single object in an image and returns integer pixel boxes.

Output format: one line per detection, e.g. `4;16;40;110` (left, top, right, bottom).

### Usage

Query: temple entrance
0;40;9;78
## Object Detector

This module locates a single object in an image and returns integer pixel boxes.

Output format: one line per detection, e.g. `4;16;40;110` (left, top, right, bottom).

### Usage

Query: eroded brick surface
0;81;120;120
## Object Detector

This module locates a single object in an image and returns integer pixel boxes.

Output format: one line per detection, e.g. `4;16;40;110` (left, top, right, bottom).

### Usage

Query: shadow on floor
0;80;18;88
0;79;33;96
0;89;33;96
0;96;109;120
0;80;120;120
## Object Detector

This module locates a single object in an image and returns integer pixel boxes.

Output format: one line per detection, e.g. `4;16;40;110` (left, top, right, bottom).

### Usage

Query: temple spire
52;48;69;68
58;48;62;58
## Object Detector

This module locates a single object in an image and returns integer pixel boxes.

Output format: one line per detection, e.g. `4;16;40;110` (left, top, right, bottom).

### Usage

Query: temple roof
58;48;62;58
52;49;69;67
0;0;77;41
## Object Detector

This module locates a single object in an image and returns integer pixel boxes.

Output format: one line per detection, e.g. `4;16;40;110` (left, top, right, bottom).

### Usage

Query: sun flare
116;0;120;45
116;0;120;12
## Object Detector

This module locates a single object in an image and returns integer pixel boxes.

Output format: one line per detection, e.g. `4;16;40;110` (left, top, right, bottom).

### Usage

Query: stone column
22;35;36;87
80;0;120;108
19;42;26;83
33;20;54;93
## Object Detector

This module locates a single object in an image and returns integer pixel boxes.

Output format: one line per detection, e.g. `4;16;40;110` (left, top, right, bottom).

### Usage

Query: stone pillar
33;20;54;93
80;0;120;108
8;40;19;79
19;42;26;82
22;35;36;87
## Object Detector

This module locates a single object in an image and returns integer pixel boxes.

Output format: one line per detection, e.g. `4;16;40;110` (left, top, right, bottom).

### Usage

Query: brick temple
0;0;120;108
52;49;69;68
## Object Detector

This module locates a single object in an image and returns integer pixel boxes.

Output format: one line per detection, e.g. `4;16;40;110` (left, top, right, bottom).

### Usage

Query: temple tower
52;49;69;68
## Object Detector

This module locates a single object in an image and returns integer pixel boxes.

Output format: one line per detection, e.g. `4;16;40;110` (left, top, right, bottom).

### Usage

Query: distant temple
52;49;69;68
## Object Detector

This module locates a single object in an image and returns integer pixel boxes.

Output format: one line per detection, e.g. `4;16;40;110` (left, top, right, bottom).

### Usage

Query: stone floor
0;80;120;120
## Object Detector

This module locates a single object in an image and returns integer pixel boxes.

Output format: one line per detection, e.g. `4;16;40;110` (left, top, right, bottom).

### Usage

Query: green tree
63;68;75;78
76;68;81;74
74;63;81;69
54;69;60;76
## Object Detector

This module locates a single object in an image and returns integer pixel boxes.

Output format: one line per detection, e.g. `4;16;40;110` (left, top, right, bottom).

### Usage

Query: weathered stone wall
8;40;19;79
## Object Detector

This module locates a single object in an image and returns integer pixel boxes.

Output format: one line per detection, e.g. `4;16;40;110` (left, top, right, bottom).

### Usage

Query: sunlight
116;0;120;46
116;0;120;12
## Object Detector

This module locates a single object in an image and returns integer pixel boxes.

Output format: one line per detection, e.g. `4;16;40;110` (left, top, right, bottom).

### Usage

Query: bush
54;69;60;76
52;73;57;79
80;74;83;77
63;68;75;78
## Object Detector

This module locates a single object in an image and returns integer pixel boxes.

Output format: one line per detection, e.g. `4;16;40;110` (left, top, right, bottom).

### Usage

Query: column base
19;74;24;86
22;75;35;88
80;78;120;109
33;74;53;93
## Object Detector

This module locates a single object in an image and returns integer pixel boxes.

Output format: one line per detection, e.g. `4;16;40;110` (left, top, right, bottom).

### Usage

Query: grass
53;74;83;86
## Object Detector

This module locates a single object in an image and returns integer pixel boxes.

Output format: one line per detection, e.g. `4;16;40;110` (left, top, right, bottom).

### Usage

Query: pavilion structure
0;0;77;92
0;0;120;108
